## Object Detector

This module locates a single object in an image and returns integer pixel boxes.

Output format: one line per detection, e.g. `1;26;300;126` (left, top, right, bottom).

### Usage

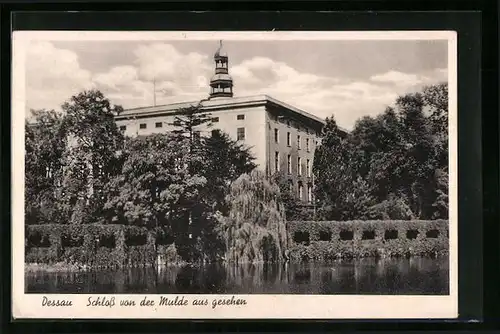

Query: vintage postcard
12;30;457;319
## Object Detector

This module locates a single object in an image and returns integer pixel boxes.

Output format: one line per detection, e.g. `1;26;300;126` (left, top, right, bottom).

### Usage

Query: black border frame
1;2;496;333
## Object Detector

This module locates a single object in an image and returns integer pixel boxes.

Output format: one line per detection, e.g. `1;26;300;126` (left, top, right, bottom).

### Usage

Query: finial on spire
215;39;226;58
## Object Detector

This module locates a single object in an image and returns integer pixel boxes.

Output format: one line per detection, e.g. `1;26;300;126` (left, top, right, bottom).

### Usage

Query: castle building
115;41;329;203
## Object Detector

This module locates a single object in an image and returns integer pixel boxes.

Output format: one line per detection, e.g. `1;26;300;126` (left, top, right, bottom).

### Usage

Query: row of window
215;61;228;67
119;122;163;131
119;124;246;141
119;114;246;132
211;114;245;122
274;116;318;135
211;87;232;94
273;129;313;151
274;152;312;177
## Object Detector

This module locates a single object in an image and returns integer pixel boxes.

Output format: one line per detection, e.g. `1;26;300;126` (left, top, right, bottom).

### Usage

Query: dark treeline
278;83;448;221
25;83;448;264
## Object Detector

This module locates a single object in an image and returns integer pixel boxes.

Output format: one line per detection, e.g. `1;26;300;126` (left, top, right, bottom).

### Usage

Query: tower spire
209;40;233;99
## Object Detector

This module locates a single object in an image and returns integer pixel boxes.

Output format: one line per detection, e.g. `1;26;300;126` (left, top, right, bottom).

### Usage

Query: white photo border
12;30;458;320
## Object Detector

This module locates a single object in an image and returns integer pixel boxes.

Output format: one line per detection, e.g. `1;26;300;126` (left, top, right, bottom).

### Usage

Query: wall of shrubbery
25;224;182;268
287;220;448;261
26;220;449;267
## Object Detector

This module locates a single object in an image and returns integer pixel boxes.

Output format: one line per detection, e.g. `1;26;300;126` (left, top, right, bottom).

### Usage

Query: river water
26;257;448;295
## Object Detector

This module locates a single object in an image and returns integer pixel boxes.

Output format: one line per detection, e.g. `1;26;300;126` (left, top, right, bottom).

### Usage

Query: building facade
114;42;327;203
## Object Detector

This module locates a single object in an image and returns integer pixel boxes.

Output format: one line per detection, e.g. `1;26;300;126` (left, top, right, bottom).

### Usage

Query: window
308;185;313;203
237;114;245;120
297;135;301;149
287;155;292;174
139;123;147;129
289;180;293;193
237;127;245;141
211;129;219;137
45;166;53;179
155;122;163;128
119;125;126;131
298;184;303;200
298;157;302;176
306;138;310;152
274;152;280;172
287;132;291;146
306;159;311;177
274;128;279;143
211;117;219;123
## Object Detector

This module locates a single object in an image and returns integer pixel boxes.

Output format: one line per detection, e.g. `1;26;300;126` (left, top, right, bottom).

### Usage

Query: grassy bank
25;262;85;273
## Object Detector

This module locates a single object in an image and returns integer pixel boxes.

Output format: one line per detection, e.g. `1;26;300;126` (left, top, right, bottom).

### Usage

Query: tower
209;40;233;99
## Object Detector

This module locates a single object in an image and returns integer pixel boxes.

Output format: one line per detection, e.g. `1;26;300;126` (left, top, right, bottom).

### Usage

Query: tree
312;116;361;220
202;129;256;214
423;83;448;155
25;109;66;224
221;170;288;263
104;133;216;261
432;167;449;219
423;82;448;139
169;102;212;155
59;90;125;224
367;193;414;220
386;90;441;218
271;171;298;220
342;176;375;220
166;102;214;262
347;83;449;219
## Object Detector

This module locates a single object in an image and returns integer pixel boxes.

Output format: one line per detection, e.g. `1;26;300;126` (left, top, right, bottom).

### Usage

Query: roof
116;94;349;133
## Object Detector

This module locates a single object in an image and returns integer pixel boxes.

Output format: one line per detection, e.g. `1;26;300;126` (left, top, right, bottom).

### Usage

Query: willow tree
222;170;288;264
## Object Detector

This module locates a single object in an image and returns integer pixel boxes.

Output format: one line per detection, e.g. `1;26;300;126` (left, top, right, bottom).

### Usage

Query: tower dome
209;40;233;99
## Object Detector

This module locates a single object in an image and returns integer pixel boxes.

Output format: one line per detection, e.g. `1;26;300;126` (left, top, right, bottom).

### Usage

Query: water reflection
26;257;449;295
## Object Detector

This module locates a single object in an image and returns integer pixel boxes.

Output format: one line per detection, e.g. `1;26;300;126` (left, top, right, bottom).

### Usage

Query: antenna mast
153;77;156;107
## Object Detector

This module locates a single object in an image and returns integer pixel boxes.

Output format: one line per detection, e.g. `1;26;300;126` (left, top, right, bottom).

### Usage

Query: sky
25;38;448;130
